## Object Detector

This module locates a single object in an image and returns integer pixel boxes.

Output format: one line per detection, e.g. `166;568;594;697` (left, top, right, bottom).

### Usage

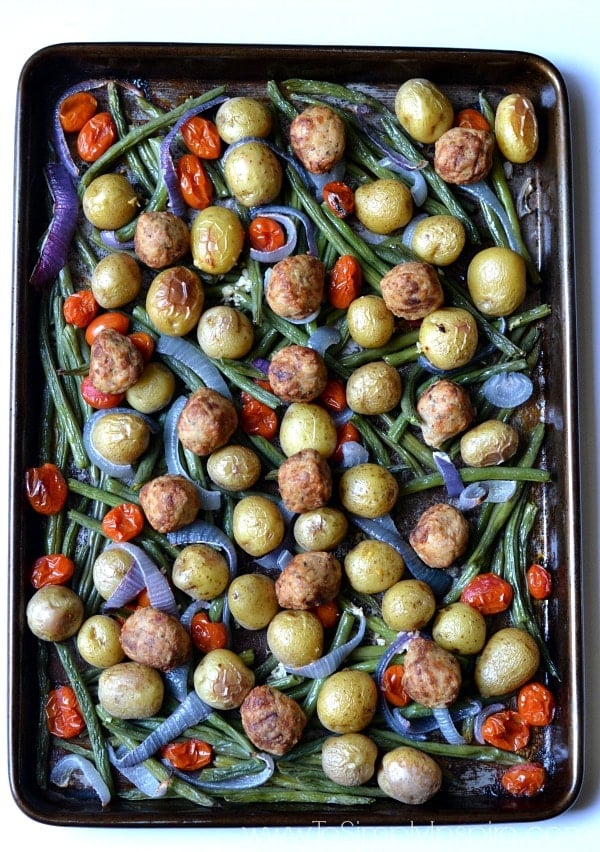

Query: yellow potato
467;246;527;317
394;78;454;143
354;178;413;235
474;627;541;697
494;93;539;164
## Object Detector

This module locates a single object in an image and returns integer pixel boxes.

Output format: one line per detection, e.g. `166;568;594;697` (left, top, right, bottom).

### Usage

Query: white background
1;1;598;848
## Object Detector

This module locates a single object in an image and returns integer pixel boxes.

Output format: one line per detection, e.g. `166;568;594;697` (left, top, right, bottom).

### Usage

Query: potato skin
193;649;255;710
316;669;378;733
474;627;540;698
119;606;191;672
378;745;442;804
98;661;164;719
267;609;324;668
321;733;378;787
339;463;399;518
394;78;454;144
26;585;84;642
345;361;402;416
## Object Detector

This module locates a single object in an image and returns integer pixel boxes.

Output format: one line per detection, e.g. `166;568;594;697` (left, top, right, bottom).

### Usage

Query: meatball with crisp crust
434;127;494;185
120;606;191;672
139;473;201;533
380;261;444;321
409;503;469;568
268;344;328;403
88;328;144;395
240;685;307;755
275;551;342;610
134;211;190;269
290;105;346;175
177;388;238;456
277;449;332;514
416;379;474;448
402;636;462;708
265;254;325;321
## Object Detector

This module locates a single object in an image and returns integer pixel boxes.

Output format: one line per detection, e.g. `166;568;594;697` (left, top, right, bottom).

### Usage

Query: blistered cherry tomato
127;331;156;362
84;311;130;346
517;682;556;726
481;710;530;751
80;375;125;409
331;421;362;464
45;685;85;739
31;554;75;589
240;382;278;440
25;463;68;515
310;600;340;630
323;181;355;218
501;762;546;797
328;254;363;309
248;216;286;252
63;290;100;328
453;108;490;131
176;153;214;210
102;503;145;542
460;572;514;615
526;563;553;599
77;112;117;163
319;378;347;413
190;611;228;654
160;738;213;771
381;664;410;708
58;91;98;133
180;115;221;159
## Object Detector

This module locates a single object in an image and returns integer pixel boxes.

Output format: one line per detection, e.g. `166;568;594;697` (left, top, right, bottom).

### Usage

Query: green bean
108;82;155;195
369;727;525;766
301;609;357;717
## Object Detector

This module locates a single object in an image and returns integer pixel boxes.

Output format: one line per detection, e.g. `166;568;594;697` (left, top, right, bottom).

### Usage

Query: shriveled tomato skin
25;463;68;515
460;573;513;615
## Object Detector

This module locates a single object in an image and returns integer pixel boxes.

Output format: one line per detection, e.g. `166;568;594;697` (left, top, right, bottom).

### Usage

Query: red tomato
127;331;156;361
517;682;556;726
453;107;491;131
176;153;214;210
24;463;68;515
180;115;221;159
319;378;347;413
160;738;213;771
322;181;355;218
481;710;530;751
63;290;99;328
331;422;362;464
31;554;75;589
381;664;410;708
248;216;286;252
328;255;362;309
190;611;228;654
59;91;98;133
77;111;117;162
526;563;553;599
310;600;340;630
240;383;279;440
80;375;125;410
460;573;514;615
501;762;546;797
102;503;145;542
85;311;130;346
45;686;85;739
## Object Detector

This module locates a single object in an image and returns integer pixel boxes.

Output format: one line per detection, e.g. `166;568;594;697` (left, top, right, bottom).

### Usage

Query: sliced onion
108;744;169;798
156;335;232;399
168;520;238;580
50;754;112;807
180;598;212;629
83;408;159;486
339;440;369;468
173;751;275;791
377;157;428;206
401;213;429;250
307;325;342;355
417;353;458;376
473;702;506;744
30;162;79;289
163;664;191;702
284;306;322;325
481;371;534;408
457;480;517;510
307;159;347;199
378;700;427;740
432;707;466;744
283;609;366;677
251;203;318;257
457;482;489;510
99;230;135;250
103;542;179;617
249;212;297;263
255;545;294;571
432;450;464;498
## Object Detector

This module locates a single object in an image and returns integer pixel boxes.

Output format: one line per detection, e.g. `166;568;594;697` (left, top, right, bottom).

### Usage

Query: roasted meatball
139;473;201;533
277;449;332;514
177;388;238;456
416;379;474;448
268;344;328;403
265;254;325;321
240;685;307;755
402;636;462;708
380;261;444;321
275;551;342;610
290;105;346;175
134;211;190;269
119;606;191;672
434;127;494;185
409;503;469;568
88;328;144;395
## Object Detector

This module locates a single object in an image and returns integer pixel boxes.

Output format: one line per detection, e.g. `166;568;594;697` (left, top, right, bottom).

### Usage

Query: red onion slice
432;450;464;498
108;744;169;797
156;335;232;400
103;542;179;617
173;751;275;791
30;162;79;289
50;754;112;806
83;408;159;486
282;609;366;678
481;371;534;408
168;520;238;580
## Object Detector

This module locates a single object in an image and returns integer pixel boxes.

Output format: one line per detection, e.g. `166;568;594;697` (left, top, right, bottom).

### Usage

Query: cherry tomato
240;382;279;440
323;181;355;218
331;421;362;464
160;738;213;771
136;588;152;608
190;611;228;653
517;682;556;726
63;290;100;328
319;378;347;413
328;254;363;309
77;111;117;163
481;710;530;751
453;107;491;131
58;91;98;133
526;563;553;600
101;503;145;542
501;762;546;797
127;331;156;362
460;573;514;615
248;216;287;253
80;375;125;410
31;553;75;589
25;463;68;515
381;664;410;707
85;311;130;346
310;600;340;630
45;685;85;739
180;115;221;159
176;153;214;210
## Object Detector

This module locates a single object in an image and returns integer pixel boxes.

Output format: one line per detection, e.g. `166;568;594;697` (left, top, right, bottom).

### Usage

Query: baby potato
345;361;402;415
90;411;151;465
344;539;405;594
190;205;245;275
207;444;261;491
467;246;527;317
394;78;454;143
92;546;134;600
227;573;279;630
432;602;487;655
279;402;337;459
216;96;273;143
316;669;378;733
494;93;539;164
293;507;349;552
321;733;378;787
224;140;282;207
339;463;399;518
460;420;520;467
377;745;442;804
26;585;84;642
267;609;324;668
193;649;255;709
232;495;285;557
381;579;436;632
146;266;204;336
474;627;540;698
82;174;138;230
197;305;254;359
354;178;413;235
126;362;176;414
172;543;230;601
410;214;466;266
91;252;142;308
418;306;478;370
76;614;125;668
98;661;164;719
346;294;395;348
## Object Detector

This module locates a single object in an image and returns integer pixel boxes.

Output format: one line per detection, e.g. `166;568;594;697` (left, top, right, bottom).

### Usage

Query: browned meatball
402;636;462;708
120;606;191;672
268;344;328;403
409;503;469;568
88;327;144;395
139;473;201;533
265;254;325;321
290;105;346;175
275;551;342;610
380;261;444;321
434;127;494;185
277;449;332;513
134;211;190;269
240;685;307;755
416;379;474;448
177;388;238;456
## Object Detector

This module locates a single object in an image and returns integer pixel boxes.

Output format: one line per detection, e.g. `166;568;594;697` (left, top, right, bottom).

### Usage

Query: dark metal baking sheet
8;42;582;827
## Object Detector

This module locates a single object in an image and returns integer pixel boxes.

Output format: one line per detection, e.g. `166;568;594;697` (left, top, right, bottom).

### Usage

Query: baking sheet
8;43;582;827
